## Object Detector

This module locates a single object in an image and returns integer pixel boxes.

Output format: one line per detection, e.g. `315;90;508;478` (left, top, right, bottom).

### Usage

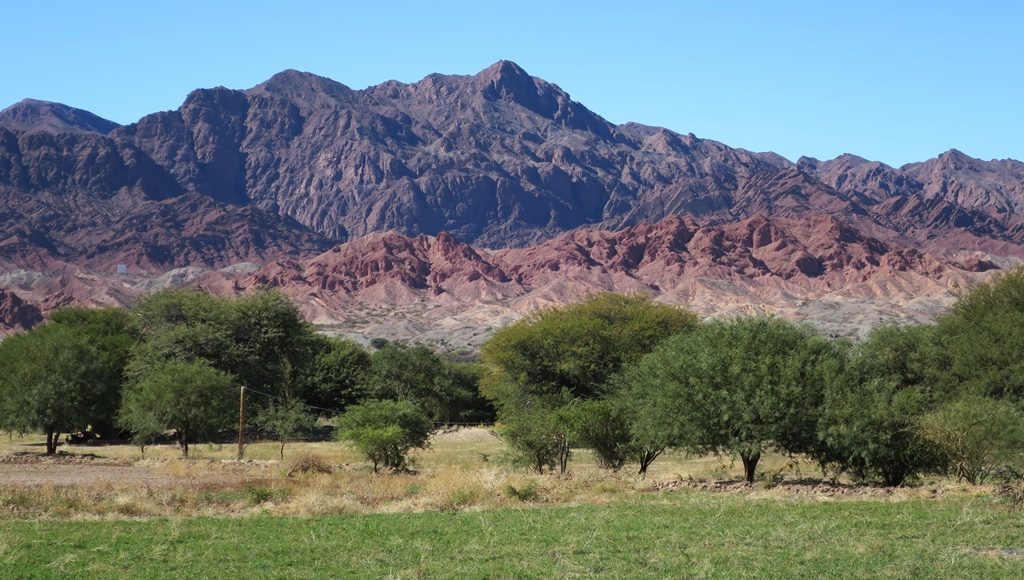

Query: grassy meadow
4;493;1024;578
1;428;1024;577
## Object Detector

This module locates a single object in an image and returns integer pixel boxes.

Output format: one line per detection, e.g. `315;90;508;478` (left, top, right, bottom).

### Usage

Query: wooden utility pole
238;386;246;461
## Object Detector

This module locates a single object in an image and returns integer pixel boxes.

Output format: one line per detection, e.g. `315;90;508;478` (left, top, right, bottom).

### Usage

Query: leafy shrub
505;481;540;502
818;325;945;486
497;405;569;474
336;400;432;472
566;399;635;471
246;486;290;506
919;395;1024;484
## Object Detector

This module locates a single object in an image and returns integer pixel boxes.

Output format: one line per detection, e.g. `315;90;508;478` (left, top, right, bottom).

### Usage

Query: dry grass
0;428;997;521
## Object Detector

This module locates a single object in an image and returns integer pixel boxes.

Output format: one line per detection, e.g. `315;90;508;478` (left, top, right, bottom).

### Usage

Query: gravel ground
0;453;269;488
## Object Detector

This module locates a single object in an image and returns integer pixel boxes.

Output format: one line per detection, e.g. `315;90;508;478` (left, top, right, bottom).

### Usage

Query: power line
241;385;491;426
241;387;346;418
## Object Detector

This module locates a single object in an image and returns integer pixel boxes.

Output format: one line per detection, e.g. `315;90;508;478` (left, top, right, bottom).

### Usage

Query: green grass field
4;492;1024;578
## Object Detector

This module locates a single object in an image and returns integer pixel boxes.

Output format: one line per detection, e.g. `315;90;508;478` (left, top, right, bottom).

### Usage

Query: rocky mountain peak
0;98;120;134
246;69;357;109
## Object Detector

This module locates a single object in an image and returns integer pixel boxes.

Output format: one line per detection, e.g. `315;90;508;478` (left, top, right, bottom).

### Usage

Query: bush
919;395;1024;484
818;326;945;486
566;399;635;471
336;400;433;472
286;453;331;477
497;404;569;474
505;481;540;502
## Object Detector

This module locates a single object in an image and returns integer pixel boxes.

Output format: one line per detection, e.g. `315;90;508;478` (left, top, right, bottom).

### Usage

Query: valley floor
4;494;1024;578
2;429;1023;577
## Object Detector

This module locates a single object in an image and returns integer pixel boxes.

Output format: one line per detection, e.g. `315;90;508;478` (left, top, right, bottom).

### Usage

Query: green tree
919;395;1024;484
255;398;316;460
0;325;109;454
934;268;1024;400
819;325;945;486
119;360;236;458
336;400;433;472
297;336;371;411
126;290;235;383
482;293;697;474
482;293;698;402
48;307;135;436
364;343;490;423
228;289;319;397
624;317;840;483
128;289;319;400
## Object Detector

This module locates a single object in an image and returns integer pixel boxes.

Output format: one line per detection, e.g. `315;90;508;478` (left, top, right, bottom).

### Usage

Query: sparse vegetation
4;271;1024;577
254;398;315;460
336;400;433;472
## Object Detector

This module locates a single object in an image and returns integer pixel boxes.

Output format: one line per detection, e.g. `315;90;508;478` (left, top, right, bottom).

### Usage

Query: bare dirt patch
0;453;267;488
652;477;983;500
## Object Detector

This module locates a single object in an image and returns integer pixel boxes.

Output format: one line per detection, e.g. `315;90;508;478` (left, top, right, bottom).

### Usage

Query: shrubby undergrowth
4;269;1024;485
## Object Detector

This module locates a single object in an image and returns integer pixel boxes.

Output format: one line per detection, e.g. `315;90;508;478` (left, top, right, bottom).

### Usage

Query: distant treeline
2;269;1024;485
480;271;1024;486
0;289;491;457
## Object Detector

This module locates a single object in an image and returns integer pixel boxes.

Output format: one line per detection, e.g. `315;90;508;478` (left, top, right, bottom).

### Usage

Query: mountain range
0;60;1020;346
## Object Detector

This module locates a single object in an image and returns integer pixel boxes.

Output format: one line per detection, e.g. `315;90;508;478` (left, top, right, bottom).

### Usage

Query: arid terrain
0;428;996;521
1;62;1023;345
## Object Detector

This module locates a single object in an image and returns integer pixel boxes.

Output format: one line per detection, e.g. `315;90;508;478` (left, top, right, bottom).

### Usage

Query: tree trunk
280;441;286;461
741;452;760;484
176;431;189;459
638;448;664;478
45;430;59;455
558;438;570;475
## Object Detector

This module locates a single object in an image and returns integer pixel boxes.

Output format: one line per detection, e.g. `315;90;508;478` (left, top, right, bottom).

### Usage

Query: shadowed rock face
0;99;121;135
0;62;1022;339
0;289;43;331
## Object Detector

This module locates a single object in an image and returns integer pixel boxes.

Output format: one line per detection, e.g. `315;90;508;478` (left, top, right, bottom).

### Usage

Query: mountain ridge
0;61;1022;343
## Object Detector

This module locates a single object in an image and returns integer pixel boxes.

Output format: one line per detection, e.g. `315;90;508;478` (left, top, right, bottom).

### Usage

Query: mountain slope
0;62;1022;341
0;99;121;135
2;62;1023;258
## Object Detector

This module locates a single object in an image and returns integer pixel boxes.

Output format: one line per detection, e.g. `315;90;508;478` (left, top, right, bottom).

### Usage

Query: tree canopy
818;325;945;485
622;317;841;483
119;360;236;458
0;324;111;453
336;400;433;472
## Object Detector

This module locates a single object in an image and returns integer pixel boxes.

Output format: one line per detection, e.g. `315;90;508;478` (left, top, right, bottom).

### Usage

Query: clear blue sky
2;0;1021;166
